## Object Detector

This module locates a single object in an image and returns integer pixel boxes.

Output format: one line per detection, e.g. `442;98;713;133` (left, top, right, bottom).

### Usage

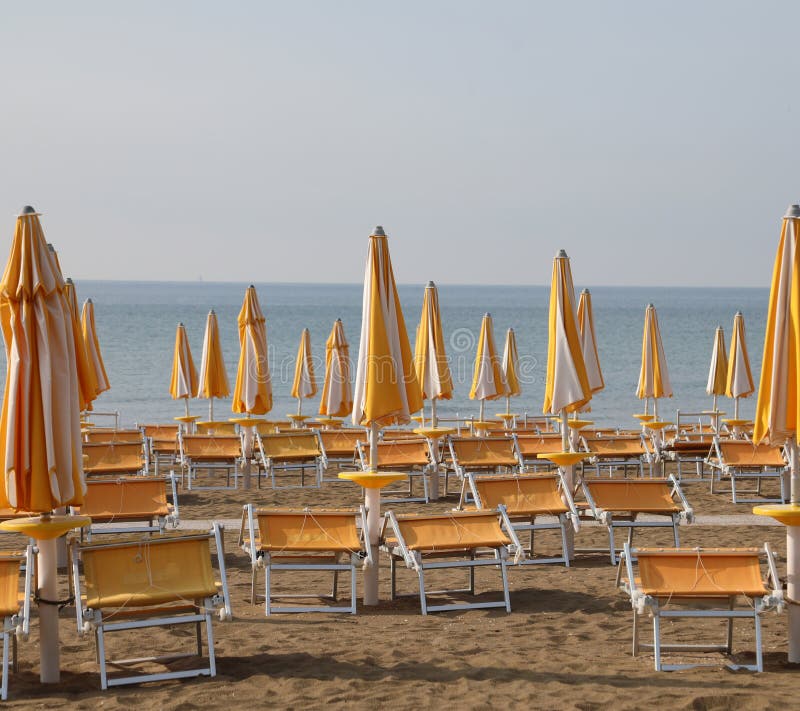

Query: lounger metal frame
178;432;241;490
0;547;32;701
254;432;324;490
579;434;653;478
71;524;231;690
619;542;783;672
707;436;788;504
355;438;433;504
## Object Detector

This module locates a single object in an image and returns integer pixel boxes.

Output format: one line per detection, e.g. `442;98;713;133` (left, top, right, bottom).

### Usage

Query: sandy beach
0;463;795;711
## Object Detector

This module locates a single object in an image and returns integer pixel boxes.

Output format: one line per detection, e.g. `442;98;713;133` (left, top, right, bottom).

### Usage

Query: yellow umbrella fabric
319;319;352;417
81;298;110;401
706;326;728;410
414;281;453;425
0;206;85;511
636;303;672;418
543;250;591;416
352;226;422;428
291;328;317;412
577;289;604;395
197;309;230;420
169;322;198;415
470;313;508;412
726;311;754;419
502;328;521;398
232;285;272;415
63;278;95;411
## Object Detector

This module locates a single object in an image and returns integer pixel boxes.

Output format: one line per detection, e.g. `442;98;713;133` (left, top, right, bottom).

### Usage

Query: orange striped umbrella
706;326;728;412
319;319;352;418
291;328;317;415
63;278;95;411
725;311;754;419
636;303;672;419
196;309;230;420
414;281;452;426
470;313;508;421
81;298;110;405
169;322;198;417
502;328;521;415
232;285;272;416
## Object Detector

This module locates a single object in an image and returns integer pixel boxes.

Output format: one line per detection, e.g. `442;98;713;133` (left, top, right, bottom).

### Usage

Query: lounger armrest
167;473;180;527
384;510;416;570
620;543;649;614
239;504;259;567
496;505;525;563
668;474;694;523
557;471;581;532
212;522;232;621
359;505;374;569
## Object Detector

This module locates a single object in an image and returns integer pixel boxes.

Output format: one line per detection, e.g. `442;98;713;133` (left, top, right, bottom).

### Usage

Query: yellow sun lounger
618;544;783;671
465;473;579;567
707;438;788;504
381;509;514;615
83;441;147;478
661;437;715;482
178;434;242;490
356;438;434;503
255;432;324;489
0;548;32;701
511;433;563;472
71;525;231;690
71;476;179;538
580;435;652;477
140;423;180;475
580;476;693;564
317;429;363;474
84;429;144;445
239;506;371;615
447;436;520;503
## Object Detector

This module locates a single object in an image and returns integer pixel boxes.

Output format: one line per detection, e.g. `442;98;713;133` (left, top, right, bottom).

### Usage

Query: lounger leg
11;630;16;674
652;613;662;671
632;611;639;656
350;556;357;615
755;604;764;672
559;515;570;568
672;516;680;548
97;626;109;690
265;564;272;616
205;608;217;677
1;630;8;701
469;551;475;595
608;525;616;565
332;568;339;601
417;567;428;616
250;566;257;605
390;556;398;601
500;560;511;613
726;597;734;654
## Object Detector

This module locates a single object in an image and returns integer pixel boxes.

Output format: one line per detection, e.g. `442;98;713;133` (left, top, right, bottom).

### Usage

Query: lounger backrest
373;439;430;468
254;421;278;435
78;479;170;519
381;430;423;440
196;422;237;435
83;442;145;474
583;437;646;456
259;433;321;460
636;548;768;597
393;512;511;551
473;475;567;515
319;430;362;456
255;510;361;552
0;555;22;617
718;441;786;468
141;424;180;441
81;535;217;609
85;429;143;444
584;480;679;512
450;437;518;467
181;435;241;459
514;434;563;456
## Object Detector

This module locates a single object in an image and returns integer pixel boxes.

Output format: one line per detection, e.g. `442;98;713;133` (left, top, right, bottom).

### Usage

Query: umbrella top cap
785;204;800;219
484;312;491;318
426;280;435;288
18;205;40;217
556;249;568;259
65;277;73;285
371;225;386;237
581;288;590;294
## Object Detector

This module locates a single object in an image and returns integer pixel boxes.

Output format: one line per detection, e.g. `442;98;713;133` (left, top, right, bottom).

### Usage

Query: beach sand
2;465;796;710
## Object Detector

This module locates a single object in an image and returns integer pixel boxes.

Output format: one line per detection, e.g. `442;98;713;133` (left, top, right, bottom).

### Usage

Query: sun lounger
239;506;371;614
178;433;242;490
465;473;578;567
580;435;652;477
707;438;788;503
196;421;237;435
71;525;231;689
140;424;180;475
381;509;514;614
317;429;363;473
84;429;144;446
580;476;693;564
0;548;32;701
356;437;433;503
618;543;783;671
71;476;179;538
661;437;714;482
447;436;520;502
511;433;563;472
255;432;323;489
83;441;146;478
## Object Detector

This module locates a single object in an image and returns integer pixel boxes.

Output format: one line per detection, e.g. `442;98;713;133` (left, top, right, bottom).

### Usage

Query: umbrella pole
506;396;510;415
560;410;575;561
364;422;380;606
184;397;190;418
653;398;659;421
37;536;60;683
297;398;302;416
713;394;718;412
431;398;438;428
209;398;214;421
479;400;485;422
787;436;800;663
734;397;740;420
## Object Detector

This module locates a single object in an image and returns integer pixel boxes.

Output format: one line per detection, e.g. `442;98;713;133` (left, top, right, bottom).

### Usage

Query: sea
2;281;770;430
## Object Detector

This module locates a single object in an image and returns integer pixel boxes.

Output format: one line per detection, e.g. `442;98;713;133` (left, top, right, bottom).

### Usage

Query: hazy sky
1;1;797;287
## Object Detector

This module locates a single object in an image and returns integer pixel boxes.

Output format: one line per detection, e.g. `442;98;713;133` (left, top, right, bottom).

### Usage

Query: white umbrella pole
713;394;718;412
653;398;659;420
209;398;214;421
431;398;438;428
560;410;575;561
364;422;380;606
297;398;302;416
506;396;510;415
37;537;60;683
734;397;740;420
184;397;190;418
788;436;800;662
479;400;485;421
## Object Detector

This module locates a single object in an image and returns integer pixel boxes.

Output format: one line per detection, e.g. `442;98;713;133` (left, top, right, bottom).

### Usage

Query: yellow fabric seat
179;434;241;490
256;433;323;489
84;429;143;444
83;442;145;476
709;439;788;503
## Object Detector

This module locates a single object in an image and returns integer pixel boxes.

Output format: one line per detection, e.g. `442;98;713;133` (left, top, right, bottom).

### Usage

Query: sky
0;1;797;288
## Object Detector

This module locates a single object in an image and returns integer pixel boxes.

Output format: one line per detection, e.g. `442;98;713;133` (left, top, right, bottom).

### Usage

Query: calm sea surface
2;281;770;429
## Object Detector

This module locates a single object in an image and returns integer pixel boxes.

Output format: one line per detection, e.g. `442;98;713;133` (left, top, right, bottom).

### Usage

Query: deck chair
179;434;241;490
512;433;563;472
255;432;323;489
195;421;237;435
317;429;363;474
140;424;179;475
580;476;693;564
707;439;788;503
356;438;433;503
465;473;579;567
580;435;652;477
239;505;371;615
447;437;519;503
0;548;32;701
381;509;514;615
71;524;231;690
619;543;783;671
83;442;146;478
661;437;714;482
71;475;179;538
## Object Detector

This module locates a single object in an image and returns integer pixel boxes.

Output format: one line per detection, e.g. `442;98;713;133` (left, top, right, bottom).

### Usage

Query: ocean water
3;281;770;430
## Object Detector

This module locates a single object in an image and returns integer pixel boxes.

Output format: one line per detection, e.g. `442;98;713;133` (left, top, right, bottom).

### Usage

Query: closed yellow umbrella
232;285;272;416
706;326;728;412
577;288;604;396
502;328;521;415
290;328;317;415
636;303;672;420
170;322;198;417
470;313;508;421
319;318;352;418
726;311;754;419
196;309;230;420
414;281;452;427
64;278;95;411
81;298;110;403
349;225;422;605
